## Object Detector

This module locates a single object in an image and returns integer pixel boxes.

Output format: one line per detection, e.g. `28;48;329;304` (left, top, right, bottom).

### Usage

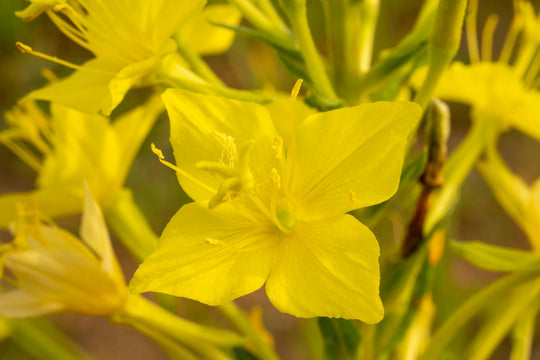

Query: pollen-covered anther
272;137;283;160
271;168;281;191
16;42;32;54
213;131;238;167
208;177;243;209
204;238;222;246
151;143;165;160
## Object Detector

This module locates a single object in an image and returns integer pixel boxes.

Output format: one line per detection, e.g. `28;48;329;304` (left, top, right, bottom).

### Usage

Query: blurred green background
1;0;540;358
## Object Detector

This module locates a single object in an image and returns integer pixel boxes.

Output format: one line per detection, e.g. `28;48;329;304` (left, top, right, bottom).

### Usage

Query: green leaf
450;241;540;272
317;317;361;360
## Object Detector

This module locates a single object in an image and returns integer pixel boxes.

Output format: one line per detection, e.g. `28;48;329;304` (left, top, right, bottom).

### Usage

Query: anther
271;168;281;191
151;143;165;160
272;137;283;160
291;79;303;99
205;238;222;246
208;177;243;209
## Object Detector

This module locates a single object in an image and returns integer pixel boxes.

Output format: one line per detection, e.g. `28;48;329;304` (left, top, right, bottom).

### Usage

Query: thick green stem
280;0;340;106
174;36;224;87
218;303;279;360
321;0;356;100
414;0;467;110
420;259;540;360
8;318;91;360
510;298;539;360
358;0;380;75
467;283;540;360
112;295;246;360
156;55;271;104
228;0;293;48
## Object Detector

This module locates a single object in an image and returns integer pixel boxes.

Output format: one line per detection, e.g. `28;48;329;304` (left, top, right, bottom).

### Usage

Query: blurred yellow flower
0;97;162;228
16;0;240;114
0;187;126;317
412;0;540;140
130;89;420;321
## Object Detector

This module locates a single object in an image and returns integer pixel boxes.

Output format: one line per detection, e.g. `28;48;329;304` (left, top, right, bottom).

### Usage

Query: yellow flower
0;97;162;228
0;187;126;317
130;88;420;321
16;0;240;114
412;0;540;140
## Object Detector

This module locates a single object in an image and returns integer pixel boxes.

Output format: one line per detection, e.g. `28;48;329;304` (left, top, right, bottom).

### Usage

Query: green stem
156;56;271;104
467;283;540;360
228;0;293;48
357;0;380;75
424;112;500;234
218;302;279;360
103;188;158;263
174;36;224;87
510;297;539;360
280;0;341;105
413;0;467;110
254;0;289;33
321;0;356;100
112;295;246;360
8;318;91;360
420;259;540;360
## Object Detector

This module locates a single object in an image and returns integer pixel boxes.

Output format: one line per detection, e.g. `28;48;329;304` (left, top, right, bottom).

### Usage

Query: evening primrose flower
0;187;126;317
16;0;240;114
0;97;162;228
412;0;540;140
130;88;421;321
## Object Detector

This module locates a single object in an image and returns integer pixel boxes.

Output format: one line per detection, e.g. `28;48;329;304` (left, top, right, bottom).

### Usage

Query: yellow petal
183;4;242;56
287;102;421;220
6;248;123;315
23;58;117;114
80;186;118;277
0;290;63;318
265;215;383;322
265;93;316;149
130;202;277;305
0;189;81;229
162;89;277;202
112;95;164;182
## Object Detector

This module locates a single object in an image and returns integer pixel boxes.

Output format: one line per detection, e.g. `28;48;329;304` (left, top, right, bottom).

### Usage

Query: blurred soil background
1;0;540;358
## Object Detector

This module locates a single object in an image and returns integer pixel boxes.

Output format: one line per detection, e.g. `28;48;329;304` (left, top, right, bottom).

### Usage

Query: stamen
290;79;303;99
524;49;540;88
466;0;480;63
0;136;42;172
270;168;281;191
272;137;283;161
499;0;525;63
213;132;237;167
238;140;255;179
205;238;222;246
481;14;499;62
196;161;237;179
151;143;216;193
208;178;243;209
16;42;115;75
